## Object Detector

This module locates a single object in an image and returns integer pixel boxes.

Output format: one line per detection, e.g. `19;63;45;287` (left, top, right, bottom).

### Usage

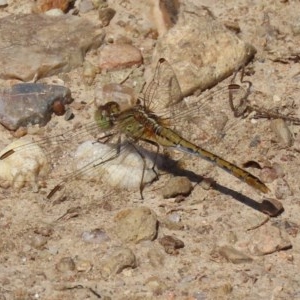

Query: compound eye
110;102;120;115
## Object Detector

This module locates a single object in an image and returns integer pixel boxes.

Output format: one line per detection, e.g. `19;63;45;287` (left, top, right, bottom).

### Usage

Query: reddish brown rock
98;44;143;71
33;0;70;13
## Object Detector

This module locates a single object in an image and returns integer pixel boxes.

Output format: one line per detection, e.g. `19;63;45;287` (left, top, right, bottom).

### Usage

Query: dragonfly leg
147;141;160;181
128;141;152;200
228;66;252;118
94;133;114;144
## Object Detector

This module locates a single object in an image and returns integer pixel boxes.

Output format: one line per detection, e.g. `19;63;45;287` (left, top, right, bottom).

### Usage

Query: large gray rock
0;14;105;81
0;83;72;130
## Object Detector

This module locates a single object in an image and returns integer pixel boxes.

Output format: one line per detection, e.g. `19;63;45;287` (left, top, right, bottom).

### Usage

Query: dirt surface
1;1;300;299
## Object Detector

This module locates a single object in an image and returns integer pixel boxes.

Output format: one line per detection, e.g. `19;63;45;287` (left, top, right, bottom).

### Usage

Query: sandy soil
1;0;300;299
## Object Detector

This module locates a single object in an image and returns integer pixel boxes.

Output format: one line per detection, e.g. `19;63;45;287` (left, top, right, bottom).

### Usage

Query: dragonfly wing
154;77;252;149
142;58;183;115
47;139;158;200
0;119;108;190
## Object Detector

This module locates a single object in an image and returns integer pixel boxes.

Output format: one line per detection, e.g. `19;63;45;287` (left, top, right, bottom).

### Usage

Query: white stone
0;138;49;191
73;141;157;189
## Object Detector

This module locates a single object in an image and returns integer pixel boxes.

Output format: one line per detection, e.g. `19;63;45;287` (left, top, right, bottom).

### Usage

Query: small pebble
101;247;137;279
193;291;208;300
218;245;253;264
78;0;94;13
98;44;143;71
34;226;53;237
52;100;66;115
29;235;48;249
159;235;184;255
98;7;116;27
33;0;70;13
272;162;285;178
158;0;180;29
145;276;168;294
284;221;300;238
167;212;181;223
274;220;299;238
75;259;93;272
147;247;165;268
260;198;284;217
260;166;279;183
64;108;74;121
199;178;214;190
223;20;241;33
273;94;281;102
0;0;8;8
47;246;59;255
13;127;28;138
226;231;238;244
161;217;184;230
270;119;294;147
248;224;292;256
113;207;158;243
0;138;49;191
45;8;65;16
275;178;293;200
161;176;192;198
56;257;76;272
81;228;110;244
82;60;98;85
92;0;108;9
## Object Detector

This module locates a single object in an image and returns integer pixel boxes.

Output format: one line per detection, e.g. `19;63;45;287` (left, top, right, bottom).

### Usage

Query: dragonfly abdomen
158;127;269;194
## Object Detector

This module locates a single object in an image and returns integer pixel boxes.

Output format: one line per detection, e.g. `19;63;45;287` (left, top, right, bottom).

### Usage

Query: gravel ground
0;1;300;299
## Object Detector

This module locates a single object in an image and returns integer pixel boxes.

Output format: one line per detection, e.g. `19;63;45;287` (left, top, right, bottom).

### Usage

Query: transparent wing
142;58;183;114
149;78;251;149
47;140;157;201
141;58;251;146
0;115;156;198
0;118;114;192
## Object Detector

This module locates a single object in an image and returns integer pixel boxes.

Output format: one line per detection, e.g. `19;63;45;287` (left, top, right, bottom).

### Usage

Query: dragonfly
0;58;269;199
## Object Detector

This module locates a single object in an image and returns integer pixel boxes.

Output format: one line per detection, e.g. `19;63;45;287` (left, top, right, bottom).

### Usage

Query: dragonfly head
95;101;120;129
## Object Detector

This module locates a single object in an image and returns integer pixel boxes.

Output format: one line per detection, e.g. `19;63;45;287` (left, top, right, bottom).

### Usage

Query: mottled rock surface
0;14;105;80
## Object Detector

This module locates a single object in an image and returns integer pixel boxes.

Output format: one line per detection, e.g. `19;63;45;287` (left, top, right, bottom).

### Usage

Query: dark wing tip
47;184;63;199
0;149;15;160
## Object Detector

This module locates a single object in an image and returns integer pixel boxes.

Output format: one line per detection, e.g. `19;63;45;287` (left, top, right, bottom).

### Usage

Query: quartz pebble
81;228;110;244
74;141;157;189
0;138;49;191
